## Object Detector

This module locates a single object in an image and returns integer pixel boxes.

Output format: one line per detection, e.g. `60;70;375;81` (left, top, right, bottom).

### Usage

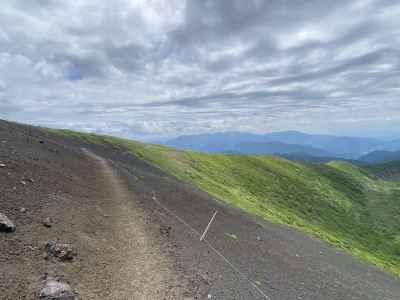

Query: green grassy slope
48;129;400;276
366;160;400;181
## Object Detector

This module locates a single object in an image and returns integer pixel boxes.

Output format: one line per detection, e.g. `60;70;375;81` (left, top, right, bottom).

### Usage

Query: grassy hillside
366;160;400;181
48;129;400;276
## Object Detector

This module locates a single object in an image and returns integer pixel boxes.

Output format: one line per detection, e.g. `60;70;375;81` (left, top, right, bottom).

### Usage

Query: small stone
0;163;6;167
160;225;171;237
199;272;211;284
42;217;53;228
27;178;35;183
256;236;262;241
0;213;16;232
20;208;28;213
207;294;212;299
21;180;26;185
39;278;79;299
44;241;78;261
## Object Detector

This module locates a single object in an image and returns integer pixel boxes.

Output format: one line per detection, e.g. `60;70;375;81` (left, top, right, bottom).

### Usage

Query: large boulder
39;279;79;300
0;213;16;232
44;241;77;261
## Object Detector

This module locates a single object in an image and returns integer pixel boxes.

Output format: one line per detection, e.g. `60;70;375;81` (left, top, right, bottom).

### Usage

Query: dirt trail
78;149;188;299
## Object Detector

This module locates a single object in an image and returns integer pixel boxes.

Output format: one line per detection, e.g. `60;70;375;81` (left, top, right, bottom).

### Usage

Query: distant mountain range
358;150;400;164
161;131;400;162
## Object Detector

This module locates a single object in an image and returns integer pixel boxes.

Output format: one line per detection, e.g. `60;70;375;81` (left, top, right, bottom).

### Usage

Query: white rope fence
150;194;271;300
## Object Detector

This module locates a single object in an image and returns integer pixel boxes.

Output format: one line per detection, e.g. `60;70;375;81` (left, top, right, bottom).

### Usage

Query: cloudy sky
1;0;400;140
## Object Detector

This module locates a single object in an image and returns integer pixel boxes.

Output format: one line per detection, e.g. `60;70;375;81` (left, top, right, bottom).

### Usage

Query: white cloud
0;0;399;139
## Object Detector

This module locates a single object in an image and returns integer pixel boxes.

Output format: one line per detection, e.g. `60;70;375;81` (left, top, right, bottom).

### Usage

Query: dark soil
0;120;191;299
1;119;400;299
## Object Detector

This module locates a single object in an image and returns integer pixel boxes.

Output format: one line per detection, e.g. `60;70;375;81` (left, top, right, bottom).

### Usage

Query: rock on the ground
0;213;16;232
44;241;77;261
20;207;28;213
39;279;79;300
42;217;53;228
160;225;172;237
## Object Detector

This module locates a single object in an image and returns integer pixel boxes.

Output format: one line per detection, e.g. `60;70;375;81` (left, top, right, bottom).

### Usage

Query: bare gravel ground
0;120;194;299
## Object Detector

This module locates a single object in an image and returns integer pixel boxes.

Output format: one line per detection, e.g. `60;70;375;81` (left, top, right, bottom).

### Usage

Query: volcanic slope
0;120;192;299
1;119;400;300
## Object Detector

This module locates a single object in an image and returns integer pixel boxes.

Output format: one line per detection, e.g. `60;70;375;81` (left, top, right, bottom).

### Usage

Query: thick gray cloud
1;0;400;139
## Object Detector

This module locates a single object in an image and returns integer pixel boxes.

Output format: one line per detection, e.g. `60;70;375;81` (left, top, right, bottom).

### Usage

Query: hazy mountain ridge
359;150;400;164
163;131;400;160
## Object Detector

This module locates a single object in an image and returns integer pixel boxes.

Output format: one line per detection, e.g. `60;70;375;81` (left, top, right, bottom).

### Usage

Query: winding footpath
79;149;188;299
